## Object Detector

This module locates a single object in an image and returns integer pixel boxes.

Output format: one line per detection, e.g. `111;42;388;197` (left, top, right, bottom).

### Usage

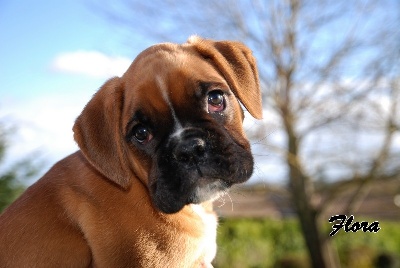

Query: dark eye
132;124;153;144
207;90;225;113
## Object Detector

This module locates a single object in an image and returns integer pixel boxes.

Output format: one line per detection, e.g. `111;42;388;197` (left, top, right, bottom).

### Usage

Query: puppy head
73;36;262;213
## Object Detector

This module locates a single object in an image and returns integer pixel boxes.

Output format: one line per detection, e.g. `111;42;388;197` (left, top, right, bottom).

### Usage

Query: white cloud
51;51;132;78
0;92;92;180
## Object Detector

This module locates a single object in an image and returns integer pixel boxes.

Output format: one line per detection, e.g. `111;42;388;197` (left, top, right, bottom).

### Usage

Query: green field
214;218;400;268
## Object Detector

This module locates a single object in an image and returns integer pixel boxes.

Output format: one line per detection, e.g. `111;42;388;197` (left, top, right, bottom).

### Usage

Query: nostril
193;138;206;155
174;138;206;163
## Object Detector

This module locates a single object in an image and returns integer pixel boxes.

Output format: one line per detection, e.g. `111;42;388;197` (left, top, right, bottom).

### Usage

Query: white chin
192;180;226;203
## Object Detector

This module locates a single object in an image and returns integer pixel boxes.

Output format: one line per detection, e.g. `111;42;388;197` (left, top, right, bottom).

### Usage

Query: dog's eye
207;90;225;113
132;124;153;144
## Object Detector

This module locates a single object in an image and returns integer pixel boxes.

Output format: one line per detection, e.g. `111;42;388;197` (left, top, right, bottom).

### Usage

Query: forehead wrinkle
155;74;183;130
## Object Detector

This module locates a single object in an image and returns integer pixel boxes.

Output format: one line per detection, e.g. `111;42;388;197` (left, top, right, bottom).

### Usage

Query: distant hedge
213;218;400;268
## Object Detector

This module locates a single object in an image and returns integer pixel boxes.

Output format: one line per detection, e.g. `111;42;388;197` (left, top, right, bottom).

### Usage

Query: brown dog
0;36;262;267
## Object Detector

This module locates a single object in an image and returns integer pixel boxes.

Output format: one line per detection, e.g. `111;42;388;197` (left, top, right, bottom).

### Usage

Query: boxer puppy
0;36;262;267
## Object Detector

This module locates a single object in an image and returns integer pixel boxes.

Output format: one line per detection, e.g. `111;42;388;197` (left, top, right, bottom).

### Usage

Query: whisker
217;192;226;208
252;135;271;145
252;153;270;157
226;192;233;212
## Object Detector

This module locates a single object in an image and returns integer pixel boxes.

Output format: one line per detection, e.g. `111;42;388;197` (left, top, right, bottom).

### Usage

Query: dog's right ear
73;77;132;189
187;36;263;120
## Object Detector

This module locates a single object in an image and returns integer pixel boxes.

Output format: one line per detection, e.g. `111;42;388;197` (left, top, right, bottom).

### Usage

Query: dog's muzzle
149;127;254;214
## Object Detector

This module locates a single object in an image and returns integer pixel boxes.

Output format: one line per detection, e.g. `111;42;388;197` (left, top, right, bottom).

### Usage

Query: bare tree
94;0;400;267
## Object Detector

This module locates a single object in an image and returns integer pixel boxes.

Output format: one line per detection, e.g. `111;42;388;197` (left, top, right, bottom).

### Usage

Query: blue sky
0;1;152;178
1;0;137;99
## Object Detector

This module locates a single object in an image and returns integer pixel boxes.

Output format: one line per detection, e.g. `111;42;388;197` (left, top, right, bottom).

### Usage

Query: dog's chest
190;204;218;265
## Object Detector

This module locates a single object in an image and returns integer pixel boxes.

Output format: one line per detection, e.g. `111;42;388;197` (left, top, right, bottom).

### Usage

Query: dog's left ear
73;77;132;189
188;36;263;119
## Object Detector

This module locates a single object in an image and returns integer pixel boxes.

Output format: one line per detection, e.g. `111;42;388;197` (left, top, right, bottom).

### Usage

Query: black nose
173;137;206;163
